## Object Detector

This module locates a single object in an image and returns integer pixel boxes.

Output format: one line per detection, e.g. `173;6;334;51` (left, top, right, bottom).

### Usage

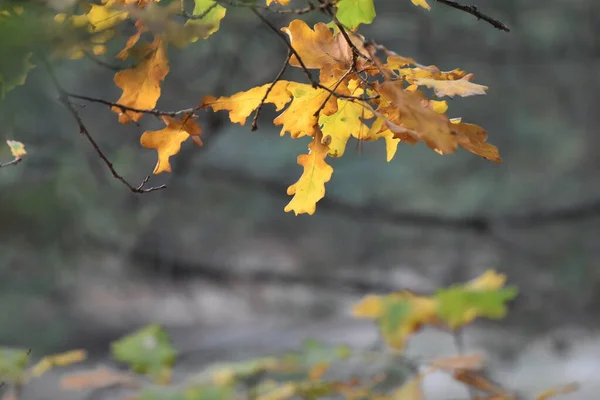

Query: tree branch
435;0;510;32
0;157;22;168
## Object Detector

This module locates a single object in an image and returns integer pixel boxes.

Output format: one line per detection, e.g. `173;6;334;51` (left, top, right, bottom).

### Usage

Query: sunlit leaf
6;140;26;158
415;73;488;98
336;0;376;29
0;348;30;383
30;349;86;377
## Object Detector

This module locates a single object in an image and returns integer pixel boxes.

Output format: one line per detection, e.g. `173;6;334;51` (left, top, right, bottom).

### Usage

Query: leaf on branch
112;38;169;124
335;0;376;29
6;140;26;158
202;81;292;125
140;114;203;174
450;119;502;163
318;89;373;157
86;0;131;32
117;19;146;60
415;73;488;98
375;80;457;154
363;117;399;162
30;349;86;377
185;0;227;41
274;82;338;138
281;19;367;88
285;130;333;215
0;347;30;383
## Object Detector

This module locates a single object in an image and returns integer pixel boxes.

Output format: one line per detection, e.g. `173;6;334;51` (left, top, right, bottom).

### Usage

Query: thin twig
435;0;510;32
0;157;22;168
66;93;197;118
42;59;167;194
251;49;292;131
216;0;329;14
180;2;219;20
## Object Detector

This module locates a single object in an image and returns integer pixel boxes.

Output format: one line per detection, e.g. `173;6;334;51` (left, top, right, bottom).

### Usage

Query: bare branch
251;49;292;131
42;59;167;194
435;0;510;32
0;157;22;168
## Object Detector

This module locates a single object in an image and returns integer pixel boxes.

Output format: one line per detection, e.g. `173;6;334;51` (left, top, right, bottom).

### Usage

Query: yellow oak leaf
411;0;431;10
274;82;337;138
364;117;399;162
202;81;292;125
399;65;468;84
450;120;502;163
376;80;456;155
285;130;333;215
281;19;367;88
465;270;507;291
140;115;202;174
112;38;169;124
319;97;373;157
86;0;130;32
415;73;488;98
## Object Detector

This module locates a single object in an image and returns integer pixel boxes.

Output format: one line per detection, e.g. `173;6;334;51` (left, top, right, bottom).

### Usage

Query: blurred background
1;0;600;398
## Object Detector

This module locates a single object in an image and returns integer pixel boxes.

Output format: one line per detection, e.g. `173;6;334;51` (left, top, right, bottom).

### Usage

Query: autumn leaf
112;38;169;124
363;117;399;162
285;130;334;215
450;120;502;163
415;73;488;98
274;82;337;138
140;115;203;174
61;365;138;390
281;19;367;88
6;140;26;158
319;95;373;157
86;0;130;32
202;80;292;125
411;0;431;10
375;80;457;154
30;349;86;377
116;19;145;60
335;0;376;29
430;353;484;372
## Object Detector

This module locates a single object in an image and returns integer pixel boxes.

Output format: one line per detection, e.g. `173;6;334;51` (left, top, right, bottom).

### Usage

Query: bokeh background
1;0;600;398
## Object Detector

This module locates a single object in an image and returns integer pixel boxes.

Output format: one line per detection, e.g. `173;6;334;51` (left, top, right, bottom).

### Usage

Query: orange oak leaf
112;38;169;124
397;65;468;84
450;120;502;163
201;81;292;125
281;19;367;88
415;73;488;98
116;19;146;60
285;130;333;215
274;82;337;138
375;80;457;155
140;115;202;174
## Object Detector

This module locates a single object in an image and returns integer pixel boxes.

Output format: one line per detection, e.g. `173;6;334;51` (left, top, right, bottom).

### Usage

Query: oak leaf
202;81;292;125
274;82;337;138
6;140;26;158
116;19;145;60
318;94;373;157
140;115;202;174
335;0;376;29
285;130;333;215
450;120;502;163
61;365;138;390
281;20;367;88
185;0;227;41
376;80;456;154
364;117;399;162
415;73;488;98
112;38;169;124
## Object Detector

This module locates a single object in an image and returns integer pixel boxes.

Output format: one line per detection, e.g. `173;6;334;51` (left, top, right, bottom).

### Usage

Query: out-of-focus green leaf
110;324;176;383
0;347;30;383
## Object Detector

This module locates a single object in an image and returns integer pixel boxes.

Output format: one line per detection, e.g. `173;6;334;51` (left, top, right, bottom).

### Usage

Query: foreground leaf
110;324;177;383
284;131;334;215
140;115;203;174
415;73;488;98
0;348;30;383
185;0;227;41
30;349;86;377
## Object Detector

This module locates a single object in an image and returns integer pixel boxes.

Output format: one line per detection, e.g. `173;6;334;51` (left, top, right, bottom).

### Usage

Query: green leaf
435;287;518;329
379;298;411;339
0;347;30;383
335;0;376;29
110;324;177;383
185;0;227;41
